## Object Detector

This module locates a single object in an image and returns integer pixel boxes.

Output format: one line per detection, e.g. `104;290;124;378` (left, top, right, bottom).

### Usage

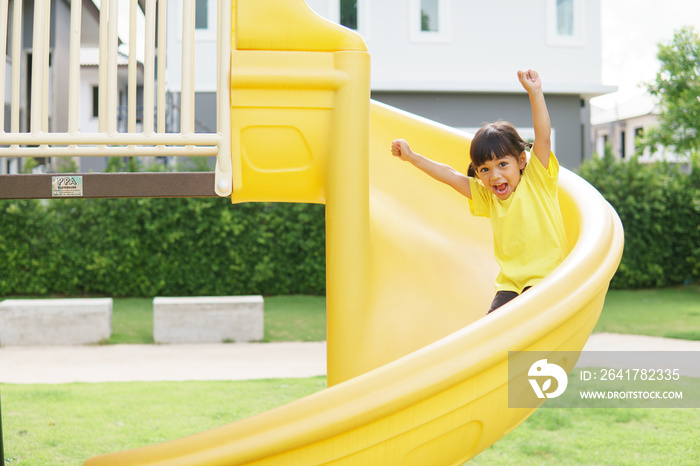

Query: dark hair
468;121;532;177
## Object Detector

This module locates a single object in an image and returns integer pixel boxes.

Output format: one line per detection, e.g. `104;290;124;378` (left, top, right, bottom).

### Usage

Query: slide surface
84;101;624;465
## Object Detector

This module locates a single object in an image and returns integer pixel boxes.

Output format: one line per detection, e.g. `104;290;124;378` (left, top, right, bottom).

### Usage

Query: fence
0;0;232;196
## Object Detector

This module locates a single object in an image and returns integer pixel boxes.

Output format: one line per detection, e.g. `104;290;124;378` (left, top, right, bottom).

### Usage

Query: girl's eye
499;161;508;167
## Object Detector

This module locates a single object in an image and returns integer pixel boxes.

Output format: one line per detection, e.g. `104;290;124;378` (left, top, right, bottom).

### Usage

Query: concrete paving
0;334;697;384
0;342;327;384
582;332;700;352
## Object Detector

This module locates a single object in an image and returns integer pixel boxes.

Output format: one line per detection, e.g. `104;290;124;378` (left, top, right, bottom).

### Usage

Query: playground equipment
0;0;623;464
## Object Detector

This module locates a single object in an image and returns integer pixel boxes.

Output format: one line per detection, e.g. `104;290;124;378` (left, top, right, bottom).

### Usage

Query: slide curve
84;100;624;465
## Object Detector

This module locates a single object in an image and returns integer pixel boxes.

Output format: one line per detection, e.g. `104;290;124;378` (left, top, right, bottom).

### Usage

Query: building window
633;127;642;153
195;0;208;30
547;0;584;46
421;0;439;32
634;127;644;142
340;0;357;30
327;0;369;39
410;0;450;43
620;130;626;158
179;0;216;40
556;0;574;36
92;86;99;118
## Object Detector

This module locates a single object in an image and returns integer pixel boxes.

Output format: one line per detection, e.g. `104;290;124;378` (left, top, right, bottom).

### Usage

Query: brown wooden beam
0;172;218;199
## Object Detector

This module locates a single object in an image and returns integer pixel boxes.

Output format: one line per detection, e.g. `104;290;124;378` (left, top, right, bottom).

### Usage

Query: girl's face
475;153;527;200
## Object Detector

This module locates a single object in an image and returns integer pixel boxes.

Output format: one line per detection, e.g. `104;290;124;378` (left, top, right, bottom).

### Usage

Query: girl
391;69;569;313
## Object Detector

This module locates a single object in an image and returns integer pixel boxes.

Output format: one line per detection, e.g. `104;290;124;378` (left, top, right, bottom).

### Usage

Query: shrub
577;149;700;288
0;198;326;297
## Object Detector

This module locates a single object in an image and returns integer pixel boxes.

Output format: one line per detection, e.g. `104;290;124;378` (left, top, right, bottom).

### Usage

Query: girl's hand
518;69;542;94
391;139;414;162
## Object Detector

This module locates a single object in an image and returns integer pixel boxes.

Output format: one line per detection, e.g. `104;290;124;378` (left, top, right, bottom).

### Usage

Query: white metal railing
0;0;232;196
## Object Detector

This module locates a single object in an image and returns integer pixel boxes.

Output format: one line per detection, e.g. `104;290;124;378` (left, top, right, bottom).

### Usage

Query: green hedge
3;153;698;296
0;198;326;297
577;152;700;288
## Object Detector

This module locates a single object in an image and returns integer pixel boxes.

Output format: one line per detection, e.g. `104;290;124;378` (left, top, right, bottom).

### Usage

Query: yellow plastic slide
84;104;624;466
84;1;624;464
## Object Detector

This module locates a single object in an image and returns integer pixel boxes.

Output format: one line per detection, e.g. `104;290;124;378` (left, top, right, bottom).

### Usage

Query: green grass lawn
263;295;326;342
110;295;326;344
471;408;700;465
593;285;700;340
0;295;327;344
106;284;700;344
0;378;327;465
7;285;699;344
109;298;154;344
1;288;698;464
1;380;698;465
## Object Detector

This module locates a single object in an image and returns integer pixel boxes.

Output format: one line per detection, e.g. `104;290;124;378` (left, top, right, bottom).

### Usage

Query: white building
164;0;219;134
1;0;143;174
3;0;613;173
591;92;657;161
591;92;688;164
165;0;614;168
589;0;700;165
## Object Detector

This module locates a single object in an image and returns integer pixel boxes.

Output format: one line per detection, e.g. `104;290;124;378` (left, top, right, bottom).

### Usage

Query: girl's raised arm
391;139;472;199
518;69;552;169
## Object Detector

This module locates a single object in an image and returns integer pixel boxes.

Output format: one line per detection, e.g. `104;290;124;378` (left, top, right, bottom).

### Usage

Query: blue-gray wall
372;92;591;169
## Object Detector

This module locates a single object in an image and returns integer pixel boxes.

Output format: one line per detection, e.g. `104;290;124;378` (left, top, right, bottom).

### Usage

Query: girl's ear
517;151;528;170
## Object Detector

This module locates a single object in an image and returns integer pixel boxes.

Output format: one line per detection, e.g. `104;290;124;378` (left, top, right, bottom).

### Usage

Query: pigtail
520;141;532;174
467;163;476;177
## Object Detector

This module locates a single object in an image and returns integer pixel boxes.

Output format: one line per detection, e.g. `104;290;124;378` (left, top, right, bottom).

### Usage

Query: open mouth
494;183;509;197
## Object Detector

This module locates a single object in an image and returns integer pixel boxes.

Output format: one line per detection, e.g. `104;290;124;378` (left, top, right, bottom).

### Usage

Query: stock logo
528;359;568;399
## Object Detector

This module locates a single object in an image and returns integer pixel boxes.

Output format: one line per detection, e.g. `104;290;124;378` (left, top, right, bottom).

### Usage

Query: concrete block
0;298;113;346
153;296;264;344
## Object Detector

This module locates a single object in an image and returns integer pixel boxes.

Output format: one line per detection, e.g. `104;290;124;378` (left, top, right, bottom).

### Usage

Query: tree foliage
578;146;700;288
0;199;326;297
639;26;700;157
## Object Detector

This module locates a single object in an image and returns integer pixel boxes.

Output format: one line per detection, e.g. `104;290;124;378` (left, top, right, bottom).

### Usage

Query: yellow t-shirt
468;151;569;293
